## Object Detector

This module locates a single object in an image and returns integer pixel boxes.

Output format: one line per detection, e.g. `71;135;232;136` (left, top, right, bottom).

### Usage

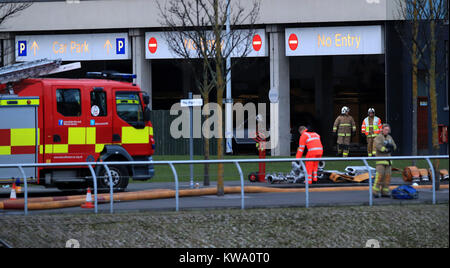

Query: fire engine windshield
116;92;144;128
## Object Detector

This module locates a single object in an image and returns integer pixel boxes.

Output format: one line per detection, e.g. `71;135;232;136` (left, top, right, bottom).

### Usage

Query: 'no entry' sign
288;34;298;51
148;37;157;54
252;34;262;52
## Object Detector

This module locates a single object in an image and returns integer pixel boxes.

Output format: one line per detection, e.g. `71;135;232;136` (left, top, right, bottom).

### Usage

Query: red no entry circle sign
148;37;157;54
288;34;298;51
252;34;262;52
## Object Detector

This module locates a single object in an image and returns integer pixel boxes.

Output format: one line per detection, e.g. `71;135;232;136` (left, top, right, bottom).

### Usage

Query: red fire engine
0;60;155;191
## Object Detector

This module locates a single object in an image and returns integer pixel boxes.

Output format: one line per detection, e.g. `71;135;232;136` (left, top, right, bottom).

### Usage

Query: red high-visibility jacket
296;131;323;158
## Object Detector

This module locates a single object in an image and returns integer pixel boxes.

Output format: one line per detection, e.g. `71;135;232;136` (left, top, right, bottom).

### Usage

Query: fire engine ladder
0;59;81;86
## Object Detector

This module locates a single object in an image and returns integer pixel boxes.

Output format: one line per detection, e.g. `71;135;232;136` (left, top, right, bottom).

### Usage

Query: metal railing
0;155;448;215
0;238;12;248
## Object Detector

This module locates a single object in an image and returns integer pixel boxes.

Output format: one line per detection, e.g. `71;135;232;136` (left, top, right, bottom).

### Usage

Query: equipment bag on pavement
391;185;419;200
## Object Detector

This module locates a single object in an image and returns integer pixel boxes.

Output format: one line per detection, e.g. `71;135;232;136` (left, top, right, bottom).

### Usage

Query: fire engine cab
0;59;155;191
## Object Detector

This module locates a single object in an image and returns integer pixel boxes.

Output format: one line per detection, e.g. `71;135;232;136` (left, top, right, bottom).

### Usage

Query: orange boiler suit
296;131;324;184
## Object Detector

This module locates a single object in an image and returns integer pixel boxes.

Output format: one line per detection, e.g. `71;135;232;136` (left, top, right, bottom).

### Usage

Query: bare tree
420;0;448;190
395;0;428;163
1;2;33;65
0;1;32;25
158;0;260;195
395;0;448;189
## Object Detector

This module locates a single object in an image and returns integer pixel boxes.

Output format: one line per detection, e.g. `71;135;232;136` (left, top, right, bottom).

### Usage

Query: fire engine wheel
98;166;129;191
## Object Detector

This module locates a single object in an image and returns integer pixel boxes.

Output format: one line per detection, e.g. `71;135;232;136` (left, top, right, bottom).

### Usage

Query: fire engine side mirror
142;93;150;105
144;106;151;122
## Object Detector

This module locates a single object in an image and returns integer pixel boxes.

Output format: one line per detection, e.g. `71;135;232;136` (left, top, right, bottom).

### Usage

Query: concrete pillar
1;33;15;66
130;29;152;109
315;56;334;150
268;26;291;156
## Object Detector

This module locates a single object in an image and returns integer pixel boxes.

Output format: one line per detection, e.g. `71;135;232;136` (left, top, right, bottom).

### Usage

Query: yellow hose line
0;184;447;210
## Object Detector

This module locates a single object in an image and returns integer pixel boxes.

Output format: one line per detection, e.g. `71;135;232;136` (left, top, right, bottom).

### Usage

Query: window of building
418;69;429;97
56;89;81;117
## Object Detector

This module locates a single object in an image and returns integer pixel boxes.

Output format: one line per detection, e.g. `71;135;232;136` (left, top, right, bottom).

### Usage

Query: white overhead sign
145;29;267;59
285;25;384;56
15;33;130;61
180;98;203;107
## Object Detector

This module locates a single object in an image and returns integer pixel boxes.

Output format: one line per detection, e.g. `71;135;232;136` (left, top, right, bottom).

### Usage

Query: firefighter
373;123;397;198
361;108;382;157
333;106;356;157
296;126;323;184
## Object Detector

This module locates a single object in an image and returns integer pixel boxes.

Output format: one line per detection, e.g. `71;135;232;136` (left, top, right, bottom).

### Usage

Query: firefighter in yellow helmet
361;108;382;157
373;123;397;198
333;106;356;157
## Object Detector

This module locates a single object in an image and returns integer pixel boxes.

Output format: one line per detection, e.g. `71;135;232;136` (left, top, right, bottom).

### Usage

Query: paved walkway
1;180;448;215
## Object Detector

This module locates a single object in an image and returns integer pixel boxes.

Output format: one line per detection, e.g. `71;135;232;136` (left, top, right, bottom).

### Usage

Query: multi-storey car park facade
1;0;448;156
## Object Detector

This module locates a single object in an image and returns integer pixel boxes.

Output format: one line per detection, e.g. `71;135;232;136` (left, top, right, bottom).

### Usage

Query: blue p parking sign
18;41;27;57
116;38;125;54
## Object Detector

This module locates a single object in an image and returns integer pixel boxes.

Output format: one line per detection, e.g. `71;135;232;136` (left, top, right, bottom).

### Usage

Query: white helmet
341;106;350;114
368;108;375;115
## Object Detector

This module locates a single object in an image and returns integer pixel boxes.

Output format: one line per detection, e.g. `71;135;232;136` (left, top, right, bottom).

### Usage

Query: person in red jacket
296;126;324;184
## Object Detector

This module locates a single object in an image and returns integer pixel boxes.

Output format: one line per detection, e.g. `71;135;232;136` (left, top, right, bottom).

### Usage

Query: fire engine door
49;86;88;162
87;87;112;157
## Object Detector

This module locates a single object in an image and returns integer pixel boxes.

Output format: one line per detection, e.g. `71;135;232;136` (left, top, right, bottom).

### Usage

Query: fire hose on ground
0;184;447;210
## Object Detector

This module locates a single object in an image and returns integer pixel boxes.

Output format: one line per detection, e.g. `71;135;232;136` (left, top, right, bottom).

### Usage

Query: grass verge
137;155;449;183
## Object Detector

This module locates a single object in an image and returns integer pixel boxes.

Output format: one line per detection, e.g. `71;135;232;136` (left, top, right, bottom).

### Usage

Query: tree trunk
214;0;225;196
203;92;210;186
412;53;418;164
411;1;419;165
216;77;225;196
428;0;440;190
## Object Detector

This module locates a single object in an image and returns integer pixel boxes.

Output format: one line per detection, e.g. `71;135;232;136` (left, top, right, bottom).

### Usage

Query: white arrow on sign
180;98;203;107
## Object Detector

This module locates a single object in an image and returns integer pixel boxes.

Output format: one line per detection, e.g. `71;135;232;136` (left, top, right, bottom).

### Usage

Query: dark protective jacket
333;114;356;137
374;134;397;165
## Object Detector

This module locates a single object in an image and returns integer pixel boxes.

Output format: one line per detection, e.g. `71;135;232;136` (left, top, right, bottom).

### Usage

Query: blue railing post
362;159;373;207
88;164;98;214
17;166;28;216
103;164;114;214
298;160;309;208
234;161;245;210
425;158;437;205
168;163;179;212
